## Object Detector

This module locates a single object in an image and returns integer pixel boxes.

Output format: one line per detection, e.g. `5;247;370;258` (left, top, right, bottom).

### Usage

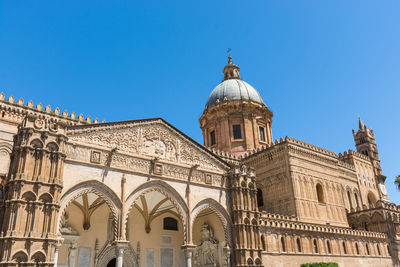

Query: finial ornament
227;48;233;64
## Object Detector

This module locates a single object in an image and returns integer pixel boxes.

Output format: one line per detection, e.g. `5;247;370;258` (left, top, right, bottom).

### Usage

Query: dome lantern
223;56;241;81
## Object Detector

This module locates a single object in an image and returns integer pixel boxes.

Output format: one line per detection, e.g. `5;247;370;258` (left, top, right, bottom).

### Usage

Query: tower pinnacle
358;116;365;130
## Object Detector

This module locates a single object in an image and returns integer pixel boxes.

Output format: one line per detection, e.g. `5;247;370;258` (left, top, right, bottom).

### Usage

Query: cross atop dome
223;55;241;81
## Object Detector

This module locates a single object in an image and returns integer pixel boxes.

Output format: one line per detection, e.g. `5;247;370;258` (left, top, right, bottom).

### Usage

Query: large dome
205;79;264;108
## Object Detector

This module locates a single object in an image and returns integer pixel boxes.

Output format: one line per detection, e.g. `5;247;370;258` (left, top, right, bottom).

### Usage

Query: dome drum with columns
200;56;273;154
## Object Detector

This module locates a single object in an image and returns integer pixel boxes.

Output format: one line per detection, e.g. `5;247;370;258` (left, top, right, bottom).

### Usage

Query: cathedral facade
0;57;398;267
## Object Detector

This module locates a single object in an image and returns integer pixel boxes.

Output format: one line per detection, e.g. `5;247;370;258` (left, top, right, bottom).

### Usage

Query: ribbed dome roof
205;79;264;108
205;56;265;109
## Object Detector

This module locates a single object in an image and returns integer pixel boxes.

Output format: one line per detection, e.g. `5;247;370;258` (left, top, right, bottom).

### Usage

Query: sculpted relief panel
68;121;225;171
64;121;227;187
68;122;225;172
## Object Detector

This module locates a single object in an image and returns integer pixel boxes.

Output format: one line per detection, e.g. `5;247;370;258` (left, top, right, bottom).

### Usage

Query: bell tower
353;117;388;201
199;56;273;155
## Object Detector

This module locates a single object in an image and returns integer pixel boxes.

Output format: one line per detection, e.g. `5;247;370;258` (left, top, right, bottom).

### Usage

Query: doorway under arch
106;258;116;267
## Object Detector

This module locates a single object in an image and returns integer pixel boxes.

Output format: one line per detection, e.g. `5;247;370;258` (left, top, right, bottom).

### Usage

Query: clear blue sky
1;1;399;203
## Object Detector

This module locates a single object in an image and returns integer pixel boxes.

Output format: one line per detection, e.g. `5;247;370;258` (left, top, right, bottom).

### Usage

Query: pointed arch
31;250;46;262
57;180;122;236
38;192;53;203
190;198;233;245
21;191;36;202
0;142;12;153
96;241;138;267
124;180;189;242
12;250;28;263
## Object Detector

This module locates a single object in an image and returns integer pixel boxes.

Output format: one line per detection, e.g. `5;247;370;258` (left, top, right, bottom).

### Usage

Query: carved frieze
67;121;225;171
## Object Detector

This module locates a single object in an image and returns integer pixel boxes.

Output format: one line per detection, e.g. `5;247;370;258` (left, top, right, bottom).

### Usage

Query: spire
222;55;241;81
358;116;366;130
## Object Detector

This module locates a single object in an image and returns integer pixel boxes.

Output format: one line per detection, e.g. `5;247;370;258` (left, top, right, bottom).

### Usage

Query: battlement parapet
0;92;102;125
338;149;370;161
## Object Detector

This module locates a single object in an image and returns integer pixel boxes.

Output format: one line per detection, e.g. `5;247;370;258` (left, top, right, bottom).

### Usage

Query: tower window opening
327;240;331;254
316;184;325;203
366;244;370;255
257;188;264;207
210;130;216;146
377;244;381;255
356;243;360;255
232;125;242;139
343;242;347;254
259;126;266;142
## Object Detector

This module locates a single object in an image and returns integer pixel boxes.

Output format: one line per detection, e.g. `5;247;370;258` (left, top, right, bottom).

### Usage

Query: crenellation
0;92;101;125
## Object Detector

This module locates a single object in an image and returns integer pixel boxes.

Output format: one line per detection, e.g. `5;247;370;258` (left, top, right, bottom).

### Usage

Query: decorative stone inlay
90;150;101;164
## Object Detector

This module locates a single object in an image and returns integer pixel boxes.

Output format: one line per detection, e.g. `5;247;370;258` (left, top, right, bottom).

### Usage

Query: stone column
53;239;63;267
181;244;196;267
224;245;231;267
54;249;59;267
116;246;125;267
69;245;77;267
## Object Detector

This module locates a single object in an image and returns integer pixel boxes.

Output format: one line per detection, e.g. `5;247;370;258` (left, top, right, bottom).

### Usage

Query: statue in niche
60;212;78;236
194;223;219;267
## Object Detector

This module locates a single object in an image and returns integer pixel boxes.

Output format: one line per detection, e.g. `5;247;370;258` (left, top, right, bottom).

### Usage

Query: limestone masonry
0;57;397;267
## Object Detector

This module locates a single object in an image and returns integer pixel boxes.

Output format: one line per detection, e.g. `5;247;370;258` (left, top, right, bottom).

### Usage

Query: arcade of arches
57;186;228;267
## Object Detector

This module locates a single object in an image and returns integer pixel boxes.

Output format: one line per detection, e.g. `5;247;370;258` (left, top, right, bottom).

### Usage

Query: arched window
354;193;359;208
368;192;376;207
355;243;360;255
163;217;178;231
366;244;370;255
364;222;369;231
313;239;318;253
377;244;381;256
387;245;391;256
210;130;216;146
327;240;331;254
343;241;347;254
261;235;266;251
281;237;286;252
316;184;325;203
257;188;264;207
296;238;301;252
347;191;353;209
